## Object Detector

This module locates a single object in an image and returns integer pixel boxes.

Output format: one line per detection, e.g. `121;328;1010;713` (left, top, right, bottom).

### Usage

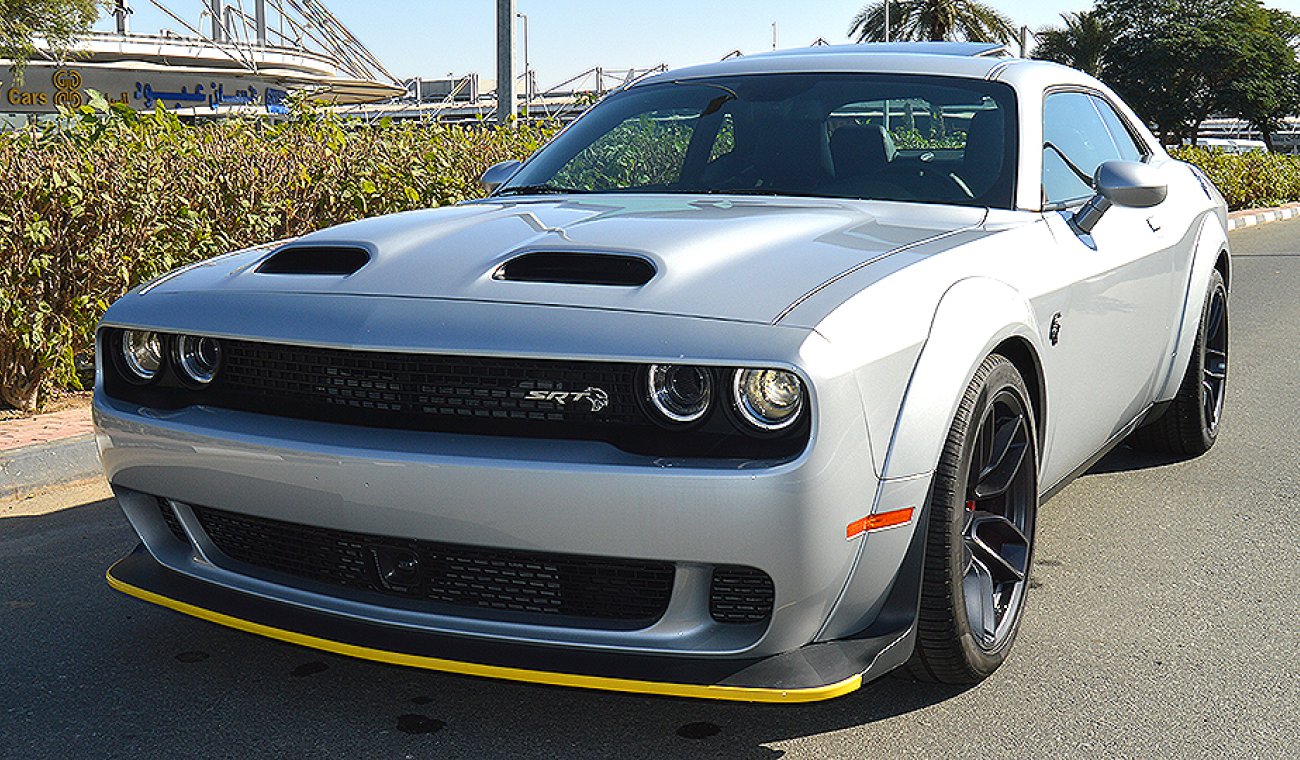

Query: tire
907;354;1039;684
1129;269;1228;456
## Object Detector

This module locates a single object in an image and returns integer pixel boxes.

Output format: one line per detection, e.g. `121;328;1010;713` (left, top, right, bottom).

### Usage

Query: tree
849;0;1017;45
1220;8;1300;150
1;0;103;82
1099;0;1300;146
1033;10;1114;77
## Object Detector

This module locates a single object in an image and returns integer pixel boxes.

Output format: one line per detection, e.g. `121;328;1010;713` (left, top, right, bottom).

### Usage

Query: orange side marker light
846;507;915;540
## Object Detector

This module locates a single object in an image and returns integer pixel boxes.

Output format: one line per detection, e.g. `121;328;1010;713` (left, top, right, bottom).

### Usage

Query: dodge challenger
96;42;1230;702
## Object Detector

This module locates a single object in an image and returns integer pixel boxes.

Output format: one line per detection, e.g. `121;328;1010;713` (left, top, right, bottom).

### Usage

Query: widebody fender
812;276;1046;642
1155;211;1230;402
881;277;1046;482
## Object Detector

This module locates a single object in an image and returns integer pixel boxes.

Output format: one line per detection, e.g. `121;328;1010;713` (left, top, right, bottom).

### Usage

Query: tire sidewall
1194;271;1228;449
942;359;1039;675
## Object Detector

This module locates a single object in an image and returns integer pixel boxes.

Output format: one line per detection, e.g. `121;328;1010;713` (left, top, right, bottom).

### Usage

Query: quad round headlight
175;335;222;385
120;330;164;382
646;364;713;423
733;368;804;431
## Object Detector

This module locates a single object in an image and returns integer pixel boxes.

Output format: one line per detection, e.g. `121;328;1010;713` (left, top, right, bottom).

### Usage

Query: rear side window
1042;91;1140;206
1090;95;1146;162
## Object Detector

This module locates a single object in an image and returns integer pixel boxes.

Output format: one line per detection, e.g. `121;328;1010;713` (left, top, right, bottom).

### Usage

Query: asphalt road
3;221;1298;759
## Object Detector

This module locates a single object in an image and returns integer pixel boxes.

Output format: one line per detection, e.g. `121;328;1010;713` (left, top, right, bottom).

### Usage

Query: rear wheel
907;354;1038;684
1129;268;1228;456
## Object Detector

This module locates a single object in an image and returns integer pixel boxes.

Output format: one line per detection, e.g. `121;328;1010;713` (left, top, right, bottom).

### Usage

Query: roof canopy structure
2;1;402;116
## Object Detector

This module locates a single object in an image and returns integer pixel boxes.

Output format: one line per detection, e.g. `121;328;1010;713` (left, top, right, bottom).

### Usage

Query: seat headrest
962;109;1006;197
832;125;898;179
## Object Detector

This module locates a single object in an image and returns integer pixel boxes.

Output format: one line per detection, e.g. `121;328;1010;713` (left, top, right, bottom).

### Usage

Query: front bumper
95;321;930;699
107;544;919;702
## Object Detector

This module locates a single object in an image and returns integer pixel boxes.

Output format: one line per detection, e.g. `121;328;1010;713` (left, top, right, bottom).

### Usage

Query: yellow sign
52;68;84;109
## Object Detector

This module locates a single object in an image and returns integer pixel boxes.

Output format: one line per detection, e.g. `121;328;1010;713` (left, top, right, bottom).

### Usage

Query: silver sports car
96;42;1230;702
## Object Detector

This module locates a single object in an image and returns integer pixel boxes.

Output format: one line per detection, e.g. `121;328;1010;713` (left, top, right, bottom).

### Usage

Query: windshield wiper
497;184;589;196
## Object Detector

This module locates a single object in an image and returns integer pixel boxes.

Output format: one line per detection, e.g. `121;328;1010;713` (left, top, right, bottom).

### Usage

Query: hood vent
494;252;656;287
256;246;370;276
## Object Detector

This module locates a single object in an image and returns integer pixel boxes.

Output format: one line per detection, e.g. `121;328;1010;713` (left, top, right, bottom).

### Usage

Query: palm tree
849;0;1017;44
1032;10;1114;77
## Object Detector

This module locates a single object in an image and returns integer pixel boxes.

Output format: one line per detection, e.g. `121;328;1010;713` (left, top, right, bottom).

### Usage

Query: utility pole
1019;25;1031;58
884;0;890;43
496;0;517;124
209;0;223;43
772;22;778;50
113;0;131;34
255;0;267;46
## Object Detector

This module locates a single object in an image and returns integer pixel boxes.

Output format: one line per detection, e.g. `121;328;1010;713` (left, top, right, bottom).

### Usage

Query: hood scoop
493;251;656;287
256;246;370;275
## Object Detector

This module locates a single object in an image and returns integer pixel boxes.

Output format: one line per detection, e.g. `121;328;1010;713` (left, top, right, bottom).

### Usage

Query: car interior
533;74;1019;209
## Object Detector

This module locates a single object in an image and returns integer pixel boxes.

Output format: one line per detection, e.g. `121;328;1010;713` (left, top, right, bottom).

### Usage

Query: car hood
147;195;992;325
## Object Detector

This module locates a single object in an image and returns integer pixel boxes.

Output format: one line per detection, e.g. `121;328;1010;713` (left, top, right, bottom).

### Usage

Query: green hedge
0;103;553;410
1172;147;1300;211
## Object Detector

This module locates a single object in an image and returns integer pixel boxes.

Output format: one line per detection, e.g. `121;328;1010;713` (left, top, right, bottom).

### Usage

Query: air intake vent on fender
493;252;656;286
256;246;370;275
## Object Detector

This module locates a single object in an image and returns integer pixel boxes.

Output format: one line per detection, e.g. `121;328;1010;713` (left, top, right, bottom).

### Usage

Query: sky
97;1;1300;86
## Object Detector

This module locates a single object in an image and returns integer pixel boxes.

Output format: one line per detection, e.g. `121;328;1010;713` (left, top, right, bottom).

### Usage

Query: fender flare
1155;212;1230;402
880;276;1047;481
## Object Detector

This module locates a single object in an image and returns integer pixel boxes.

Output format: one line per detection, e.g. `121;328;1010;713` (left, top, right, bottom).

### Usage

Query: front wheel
907;354;1039;684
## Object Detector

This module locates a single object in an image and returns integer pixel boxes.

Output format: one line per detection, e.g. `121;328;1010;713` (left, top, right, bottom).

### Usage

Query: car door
1038;90;1180;476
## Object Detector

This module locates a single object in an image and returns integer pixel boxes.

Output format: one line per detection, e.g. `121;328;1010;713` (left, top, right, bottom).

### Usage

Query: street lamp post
496;0;516;124
517;12;530;104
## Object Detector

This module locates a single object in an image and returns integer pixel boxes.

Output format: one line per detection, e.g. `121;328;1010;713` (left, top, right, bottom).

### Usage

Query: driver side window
1042;92;1137;206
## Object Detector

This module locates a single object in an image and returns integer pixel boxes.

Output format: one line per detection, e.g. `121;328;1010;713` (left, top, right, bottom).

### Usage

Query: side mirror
480;160;523;195
1071;160;1168;235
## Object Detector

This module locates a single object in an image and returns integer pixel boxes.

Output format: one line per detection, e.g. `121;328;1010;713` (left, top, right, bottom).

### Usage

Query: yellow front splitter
106;557;866;704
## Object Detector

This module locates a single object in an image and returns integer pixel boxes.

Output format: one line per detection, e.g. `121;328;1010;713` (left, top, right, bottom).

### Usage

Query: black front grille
709;565;776;624
184;501;676;627
218;340;645;427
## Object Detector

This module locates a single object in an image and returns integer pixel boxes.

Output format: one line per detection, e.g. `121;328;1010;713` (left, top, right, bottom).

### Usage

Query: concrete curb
1227;203;1300;230
0;434;101;500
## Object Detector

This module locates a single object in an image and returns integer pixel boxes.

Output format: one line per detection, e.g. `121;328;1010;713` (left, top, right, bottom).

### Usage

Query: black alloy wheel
1200;282;1228;435
1129;268;1228;456
908;353;1039;683
961;387;1035;652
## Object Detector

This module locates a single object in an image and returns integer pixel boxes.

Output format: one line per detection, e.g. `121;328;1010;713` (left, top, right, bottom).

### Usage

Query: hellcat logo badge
524;387;610;412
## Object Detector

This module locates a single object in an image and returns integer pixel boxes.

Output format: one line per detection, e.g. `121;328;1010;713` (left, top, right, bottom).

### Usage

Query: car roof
633;43;1067;88
758;42;1013;58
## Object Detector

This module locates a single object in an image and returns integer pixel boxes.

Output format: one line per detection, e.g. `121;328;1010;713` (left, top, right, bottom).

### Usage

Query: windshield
501;73;1018;208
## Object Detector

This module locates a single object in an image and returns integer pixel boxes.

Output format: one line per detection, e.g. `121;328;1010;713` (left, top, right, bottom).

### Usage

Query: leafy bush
0;101;554;410
1172;147;1300;211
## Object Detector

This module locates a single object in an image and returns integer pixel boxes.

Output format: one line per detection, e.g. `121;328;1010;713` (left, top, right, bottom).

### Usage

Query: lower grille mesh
158;500;187;543
709;565;776;624
181;501;676;626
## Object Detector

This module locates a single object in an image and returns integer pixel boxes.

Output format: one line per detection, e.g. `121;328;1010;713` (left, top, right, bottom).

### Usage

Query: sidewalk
0;402;100;500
